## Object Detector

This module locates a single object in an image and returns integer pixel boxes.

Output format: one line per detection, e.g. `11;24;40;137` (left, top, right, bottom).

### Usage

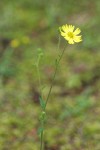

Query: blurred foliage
0;0;100;149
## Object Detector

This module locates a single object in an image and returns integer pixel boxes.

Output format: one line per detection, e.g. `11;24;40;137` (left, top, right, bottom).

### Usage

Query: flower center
68;32;74;38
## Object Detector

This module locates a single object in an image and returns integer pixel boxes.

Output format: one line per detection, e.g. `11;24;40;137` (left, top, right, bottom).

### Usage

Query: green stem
36;55;42;95
45;44;67;109
40;122;44;150
39;35;66;150
36;66;41;92
39;44;66;150
40;111;46;150
57;34;61;52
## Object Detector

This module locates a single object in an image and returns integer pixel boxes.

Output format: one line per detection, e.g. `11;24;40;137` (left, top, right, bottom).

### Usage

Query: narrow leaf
39;96;45;110
37;127;44;135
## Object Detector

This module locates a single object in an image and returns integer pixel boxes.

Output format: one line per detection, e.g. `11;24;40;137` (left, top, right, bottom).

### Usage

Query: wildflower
59;24;82;44
10;39;20;48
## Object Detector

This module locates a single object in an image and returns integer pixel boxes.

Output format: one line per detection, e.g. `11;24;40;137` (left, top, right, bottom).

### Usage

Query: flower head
10;39;20;48
59;24;82;44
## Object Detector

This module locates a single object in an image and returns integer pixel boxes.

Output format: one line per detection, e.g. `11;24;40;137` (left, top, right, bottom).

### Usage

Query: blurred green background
0;0;100;149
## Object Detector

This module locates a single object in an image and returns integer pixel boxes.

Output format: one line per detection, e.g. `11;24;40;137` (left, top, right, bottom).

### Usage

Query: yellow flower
59;24;82;44
10;39;20;48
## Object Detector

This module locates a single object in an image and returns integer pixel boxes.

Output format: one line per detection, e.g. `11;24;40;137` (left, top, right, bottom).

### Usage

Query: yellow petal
60;31;66;37
62;25;67;32
68;25;75;32
64;35;70;41
68;39;74;44
74;35;82;43
74;28;81;35
65;24;69;30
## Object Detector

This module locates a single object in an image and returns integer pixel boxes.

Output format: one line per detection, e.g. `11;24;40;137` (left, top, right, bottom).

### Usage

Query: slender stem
40;131;43;150
36;55;42;95
39;35;66;150
45;44;67;109
40;45;66;149
36;66;41;93
57;34;61;51
40;111;46;150
35;52;44;150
